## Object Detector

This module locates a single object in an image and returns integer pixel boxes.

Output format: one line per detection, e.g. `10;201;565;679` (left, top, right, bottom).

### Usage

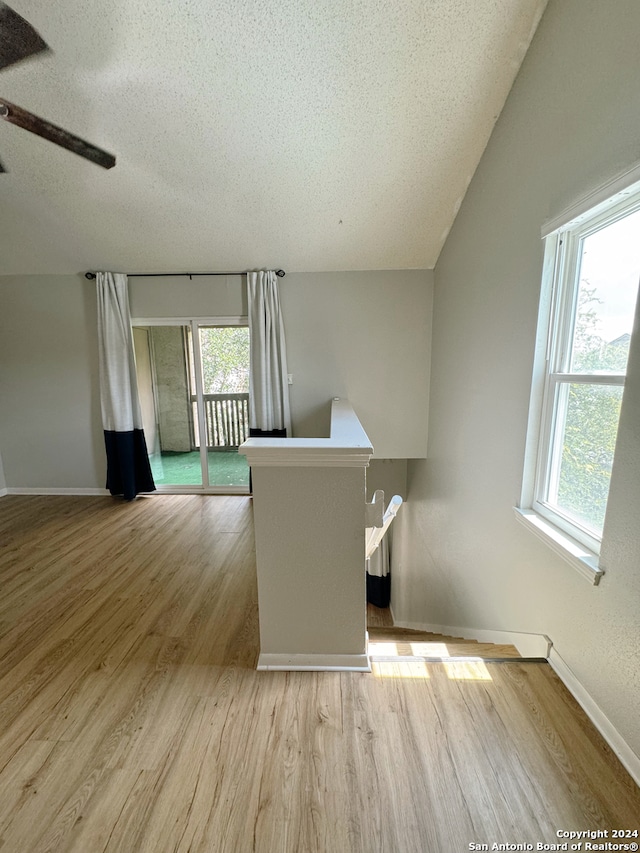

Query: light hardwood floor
0;494;638;852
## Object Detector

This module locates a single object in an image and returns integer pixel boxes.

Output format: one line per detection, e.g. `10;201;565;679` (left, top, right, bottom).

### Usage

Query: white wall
392;0;640;758
131;269;433;459
252;465;368;662
128;274;246;319
0;275;105;490
0;269;430;489
131;269;433;456
0;445;6;493
280;270;432;458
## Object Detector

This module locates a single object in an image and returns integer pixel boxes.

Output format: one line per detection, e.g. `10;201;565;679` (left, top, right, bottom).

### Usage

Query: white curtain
247;270;292;434
96;272;155;499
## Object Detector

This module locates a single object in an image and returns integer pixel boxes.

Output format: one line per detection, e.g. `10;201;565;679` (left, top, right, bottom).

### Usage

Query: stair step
367;627;521;659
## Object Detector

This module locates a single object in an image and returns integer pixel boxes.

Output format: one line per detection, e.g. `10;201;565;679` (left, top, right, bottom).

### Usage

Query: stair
367;625;521;660
365;605;542;662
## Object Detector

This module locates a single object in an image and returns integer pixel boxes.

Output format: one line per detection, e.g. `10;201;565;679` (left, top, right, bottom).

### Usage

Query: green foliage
199;327;250;394
571;282;630;373
555;282;628;531
557;383;622;530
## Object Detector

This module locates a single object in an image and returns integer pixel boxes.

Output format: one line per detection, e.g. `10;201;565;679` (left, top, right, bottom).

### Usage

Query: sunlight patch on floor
368;641;451;657
371;661;431;679
444;660;492;681
368;641;494;681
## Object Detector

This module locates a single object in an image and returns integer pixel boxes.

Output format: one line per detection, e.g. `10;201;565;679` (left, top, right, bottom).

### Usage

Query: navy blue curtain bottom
104;429;156;501
248;427;287;493
248;428;287;438
366;571;391;609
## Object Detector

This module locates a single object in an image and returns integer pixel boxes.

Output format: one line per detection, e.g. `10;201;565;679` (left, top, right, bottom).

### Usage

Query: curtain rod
84;270;285;280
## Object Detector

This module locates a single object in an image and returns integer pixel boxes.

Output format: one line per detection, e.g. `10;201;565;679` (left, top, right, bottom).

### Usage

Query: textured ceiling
0;0;547;276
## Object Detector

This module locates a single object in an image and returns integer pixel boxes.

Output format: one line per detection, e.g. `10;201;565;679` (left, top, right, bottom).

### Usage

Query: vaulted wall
392;0;640;759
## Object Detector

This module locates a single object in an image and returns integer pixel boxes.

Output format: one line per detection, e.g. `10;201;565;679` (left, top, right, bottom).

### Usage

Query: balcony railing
192;393;250;450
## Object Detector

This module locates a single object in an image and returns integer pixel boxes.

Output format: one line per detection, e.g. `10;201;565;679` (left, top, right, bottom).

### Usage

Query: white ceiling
0;0;547;276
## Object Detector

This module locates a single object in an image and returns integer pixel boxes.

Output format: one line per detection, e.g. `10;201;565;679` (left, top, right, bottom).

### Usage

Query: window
518;183;640;580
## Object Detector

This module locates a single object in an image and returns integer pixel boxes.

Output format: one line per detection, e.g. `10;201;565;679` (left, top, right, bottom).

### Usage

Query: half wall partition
240;398;374;671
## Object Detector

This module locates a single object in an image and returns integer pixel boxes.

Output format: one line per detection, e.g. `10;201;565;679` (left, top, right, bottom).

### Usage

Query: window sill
513;508;604;586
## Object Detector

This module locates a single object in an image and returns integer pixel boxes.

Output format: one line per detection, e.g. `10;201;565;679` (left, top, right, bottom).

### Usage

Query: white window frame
516;179;640;584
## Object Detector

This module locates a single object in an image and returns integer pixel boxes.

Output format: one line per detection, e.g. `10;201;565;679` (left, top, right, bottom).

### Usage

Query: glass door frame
132;316;250;495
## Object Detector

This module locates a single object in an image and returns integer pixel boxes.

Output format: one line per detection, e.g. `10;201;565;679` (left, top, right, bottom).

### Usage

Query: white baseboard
5;487;245;498
0;488;7;497
389;611;551;658
257;652;371;672
548;648;640;787
7;487;110;496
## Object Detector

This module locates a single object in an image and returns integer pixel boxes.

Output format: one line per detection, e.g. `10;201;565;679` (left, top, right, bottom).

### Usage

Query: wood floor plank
0;740;58;835
0;494;638;853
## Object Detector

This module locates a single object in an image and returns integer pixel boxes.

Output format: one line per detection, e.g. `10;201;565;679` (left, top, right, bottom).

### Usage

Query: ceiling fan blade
0;99;116;169
0;2;48;70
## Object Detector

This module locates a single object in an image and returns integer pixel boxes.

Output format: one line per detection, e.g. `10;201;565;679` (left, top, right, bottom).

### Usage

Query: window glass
570;208;640;374
550;382;623;533
132;321;250;492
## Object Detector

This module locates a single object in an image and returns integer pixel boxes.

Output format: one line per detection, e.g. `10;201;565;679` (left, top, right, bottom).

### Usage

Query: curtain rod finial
275;269;285;277
85;271;96;280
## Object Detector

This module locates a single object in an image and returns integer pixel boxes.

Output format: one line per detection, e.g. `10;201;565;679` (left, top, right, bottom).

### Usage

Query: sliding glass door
195;324;251;489
132;318;250;493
